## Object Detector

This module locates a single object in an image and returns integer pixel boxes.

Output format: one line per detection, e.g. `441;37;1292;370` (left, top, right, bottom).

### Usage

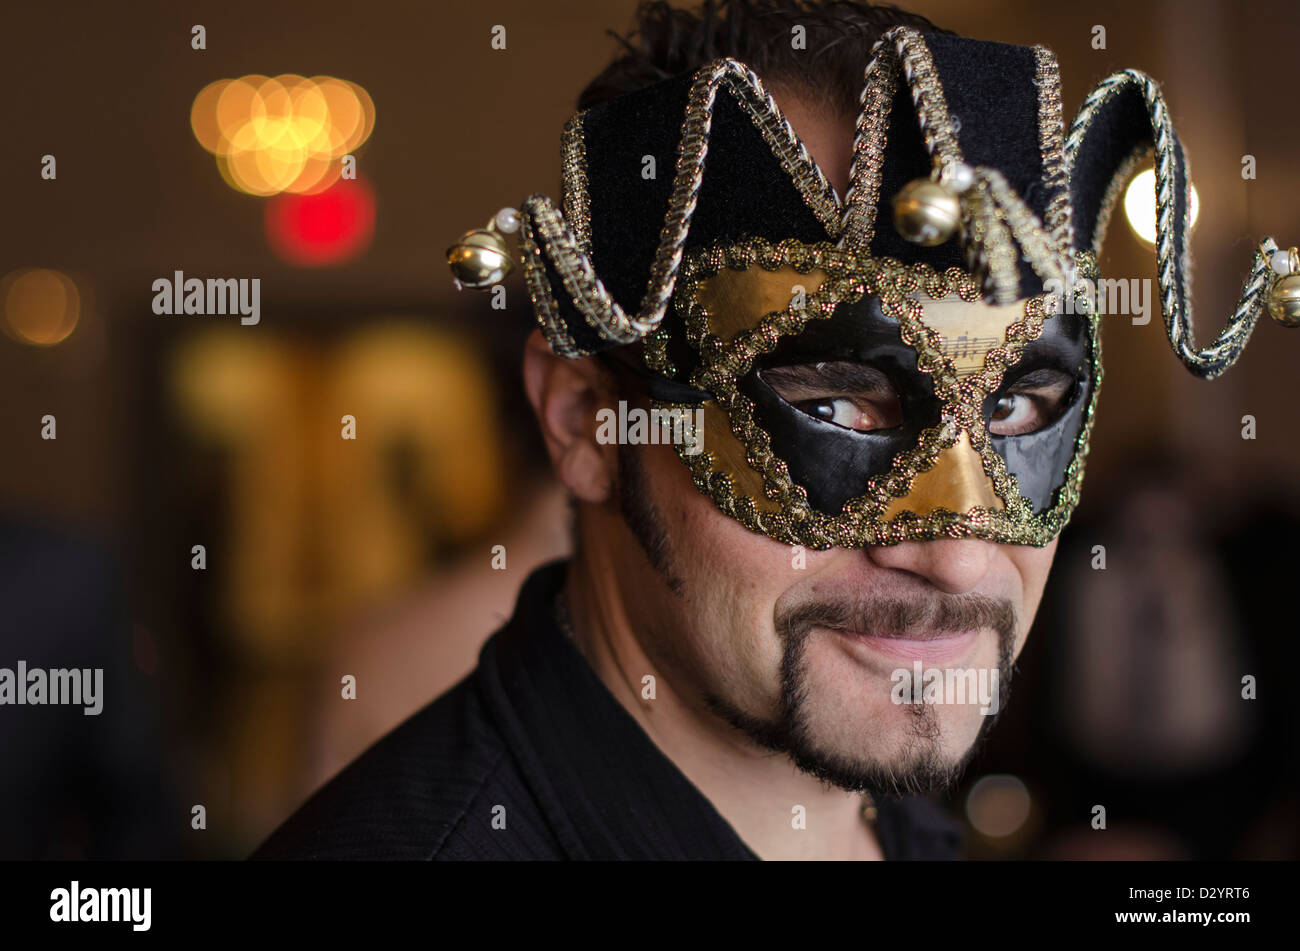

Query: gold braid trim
523;58;842;355
840;33;900;251
528;31;1088;355
560;112;591;255
663;237;1101;549
840;28;1072;305
1066;69;1281;379
1034;45;1074;254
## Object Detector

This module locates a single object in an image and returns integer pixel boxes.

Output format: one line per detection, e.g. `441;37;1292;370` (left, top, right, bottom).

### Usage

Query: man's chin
784;711;987;797
777;691;986;795
703;622;1012;797
769;623;1012;795
704;688;989;798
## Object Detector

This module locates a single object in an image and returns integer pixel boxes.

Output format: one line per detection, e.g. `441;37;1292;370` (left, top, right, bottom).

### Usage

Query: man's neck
562;555;883;861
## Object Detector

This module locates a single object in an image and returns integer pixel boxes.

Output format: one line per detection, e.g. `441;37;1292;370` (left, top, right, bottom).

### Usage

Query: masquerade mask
448;27;1297;549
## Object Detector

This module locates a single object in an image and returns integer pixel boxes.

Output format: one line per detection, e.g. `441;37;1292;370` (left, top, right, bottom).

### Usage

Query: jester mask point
447;27;1298;549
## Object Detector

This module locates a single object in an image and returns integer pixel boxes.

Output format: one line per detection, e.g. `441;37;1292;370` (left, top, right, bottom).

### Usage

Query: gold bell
1266;247;1300;327
447;208;518;289
892;178;962;247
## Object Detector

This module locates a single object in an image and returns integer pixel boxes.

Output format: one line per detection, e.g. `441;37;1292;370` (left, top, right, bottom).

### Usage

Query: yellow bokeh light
1;268;81;347
190;79;230;153
215;77;266;146
191;73;373;196
1123;167;1201;246
314;77;362;152
965;774;1032;839
342;80;375;153
285;150;337;195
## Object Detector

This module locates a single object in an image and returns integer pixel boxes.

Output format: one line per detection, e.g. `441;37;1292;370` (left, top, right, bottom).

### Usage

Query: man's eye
988;373;1078;436
795;397;898;432
990;394;1037;433
762;361;904;434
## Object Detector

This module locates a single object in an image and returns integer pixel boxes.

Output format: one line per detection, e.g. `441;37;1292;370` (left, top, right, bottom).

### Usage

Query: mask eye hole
761;361;903;433
989;368;1080;436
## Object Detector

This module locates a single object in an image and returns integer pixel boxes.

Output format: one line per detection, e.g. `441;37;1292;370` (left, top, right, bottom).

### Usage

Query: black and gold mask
449;27;1294;549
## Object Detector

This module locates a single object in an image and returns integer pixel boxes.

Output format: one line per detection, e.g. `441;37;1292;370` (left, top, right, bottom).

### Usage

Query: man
254;0;1293;860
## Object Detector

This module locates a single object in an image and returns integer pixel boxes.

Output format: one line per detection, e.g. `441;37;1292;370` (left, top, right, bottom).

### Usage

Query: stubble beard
616;441;1018;799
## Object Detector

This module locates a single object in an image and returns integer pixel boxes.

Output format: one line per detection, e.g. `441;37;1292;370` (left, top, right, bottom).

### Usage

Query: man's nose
864;537;998;594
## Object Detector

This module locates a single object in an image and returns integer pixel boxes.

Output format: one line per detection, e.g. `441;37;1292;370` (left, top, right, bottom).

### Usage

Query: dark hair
578;0;952;115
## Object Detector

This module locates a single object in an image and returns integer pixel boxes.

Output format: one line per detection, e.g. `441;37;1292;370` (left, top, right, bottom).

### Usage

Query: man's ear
522;329;617;503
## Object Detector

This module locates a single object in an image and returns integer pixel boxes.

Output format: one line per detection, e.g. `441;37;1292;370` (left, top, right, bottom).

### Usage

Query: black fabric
927;33;1051;299
1067;76;1190;303
583;73;692;326
582;70;831;319
867;69;960;270
252;561;965;861
548;33;1081;357
928;35;1047;223
1068;82;1153;252
566;67;835;358
687;89;831;250
866;33;1052;301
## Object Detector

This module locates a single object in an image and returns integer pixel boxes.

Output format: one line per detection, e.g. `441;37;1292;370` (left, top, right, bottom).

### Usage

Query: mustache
776;591;1018;644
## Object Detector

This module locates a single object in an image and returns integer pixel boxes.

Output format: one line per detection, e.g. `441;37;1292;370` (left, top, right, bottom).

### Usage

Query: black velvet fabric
930;33;1051;300
583;72;692;321
867;69;958;271
579;70;828;322
687;89;831;251
1068;80;1158;252
543;32;1085;359
867;34;1053;300
1066;76;1192;339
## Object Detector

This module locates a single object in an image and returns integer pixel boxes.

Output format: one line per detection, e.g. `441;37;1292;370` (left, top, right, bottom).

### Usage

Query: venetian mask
449;27;1293;548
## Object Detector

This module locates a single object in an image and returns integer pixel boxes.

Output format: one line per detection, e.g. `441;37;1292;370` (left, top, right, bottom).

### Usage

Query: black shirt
253;561;965;860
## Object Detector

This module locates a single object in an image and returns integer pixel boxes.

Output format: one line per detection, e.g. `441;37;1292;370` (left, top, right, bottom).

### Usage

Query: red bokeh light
264;176;375;267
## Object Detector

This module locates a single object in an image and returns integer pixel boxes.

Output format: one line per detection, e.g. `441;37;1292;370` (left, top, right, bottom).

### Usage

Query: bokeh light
191;75;375;197
264;176;376;267
1;268;81;346
1123;167;1200;246
965;774;1033;839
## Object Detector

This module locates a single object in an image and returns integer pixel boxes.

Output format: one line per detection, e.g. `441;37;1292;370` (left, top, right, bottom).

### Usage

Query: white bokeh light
1124;167;1200;245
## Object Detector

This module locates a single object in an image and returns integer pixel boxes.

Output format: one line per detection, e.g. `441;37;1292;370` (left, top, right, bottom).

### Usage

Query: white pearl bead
945;162;975;193
1271;249;1293;276
495;207;521;234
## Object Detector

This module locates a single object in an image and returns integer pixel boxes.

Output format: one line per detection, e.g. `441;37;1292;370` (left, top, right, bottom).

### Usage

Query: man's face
601;91;1059;796
614;434;1054;796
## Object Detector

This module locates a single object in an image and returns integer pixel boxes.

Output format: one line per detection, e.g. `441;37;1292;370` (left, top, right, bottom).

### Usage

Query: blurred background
0;0;1296;859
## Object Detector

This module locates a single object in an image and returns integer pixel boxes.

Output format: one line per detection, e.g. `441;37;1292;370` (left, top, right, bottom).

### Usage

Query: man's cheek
1012;540;1058;605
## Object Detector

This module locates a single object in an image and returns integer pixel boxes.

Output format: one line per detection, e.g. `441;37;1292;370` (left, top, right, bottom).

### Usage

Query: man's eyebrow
1009;334;1087;376
761;361;895;392
1004;366;1076;389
